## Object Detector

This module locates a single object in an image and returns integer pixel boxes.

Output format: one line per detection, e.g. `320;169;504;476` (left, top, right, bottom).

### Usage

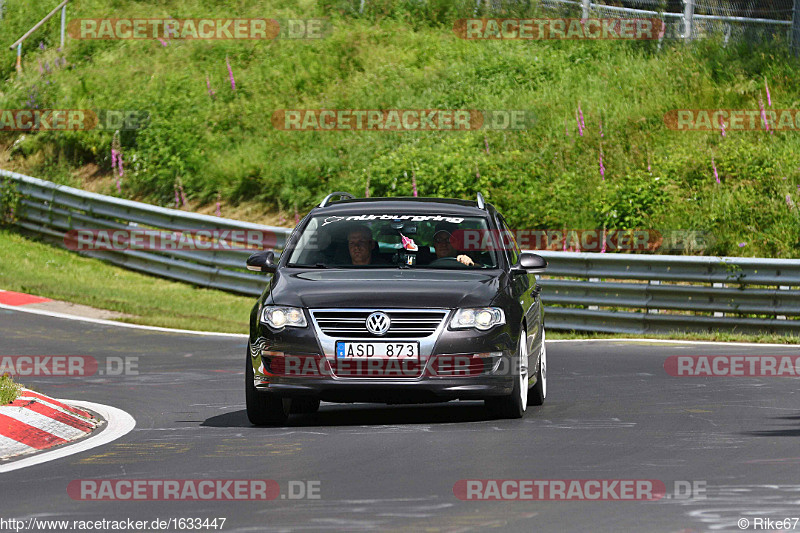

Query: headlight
449;307;505;330
261;306;307;329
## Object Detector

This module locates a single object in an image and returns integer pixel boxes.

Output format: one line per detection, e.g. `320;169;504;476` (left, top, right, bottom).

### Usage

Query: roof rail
476;192;485;210
319;191;355;208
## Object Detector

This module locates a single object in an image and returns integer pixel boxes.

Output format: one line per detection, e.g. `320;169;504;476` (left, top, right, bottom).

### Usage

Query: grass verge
548;330;800;344
0;229;254;333
0;374;22;405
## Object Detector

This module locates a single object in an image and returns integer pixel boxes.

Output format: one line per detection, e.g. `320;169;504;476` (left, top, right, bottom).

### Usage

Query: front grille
311;309;448;338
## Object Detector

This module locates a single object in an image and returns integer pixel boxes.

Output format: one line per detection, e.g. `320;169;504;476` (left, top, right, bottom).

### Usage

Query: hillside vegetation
1;0;799;256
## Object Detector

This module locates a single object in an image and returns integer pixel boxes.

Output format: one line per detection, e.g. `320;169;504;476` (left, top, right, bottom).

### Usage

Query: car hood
269;269;502;309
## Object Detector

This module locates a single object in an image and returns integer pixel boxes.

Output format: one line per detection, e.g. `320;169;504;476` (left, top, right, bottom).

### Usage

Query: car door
498;215;542;363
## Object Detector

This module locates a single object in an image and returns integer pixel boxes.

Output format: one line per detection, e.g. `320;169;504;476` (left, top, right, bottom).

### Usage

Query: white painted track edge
0;400;136;474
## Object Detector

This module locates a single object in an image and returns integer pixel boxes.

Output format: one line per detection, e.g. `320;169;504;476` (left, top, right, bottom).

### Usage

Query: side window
498;216;519;266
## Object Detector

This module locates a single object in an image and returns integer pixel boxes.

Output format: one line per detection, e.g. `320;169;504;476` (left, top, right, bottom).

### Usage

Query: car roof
311;197;496;217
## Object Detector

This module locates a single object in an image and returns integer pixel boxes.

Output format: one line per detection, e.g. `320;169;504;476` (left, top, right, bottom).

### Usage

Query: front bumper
251;349;517;403
256;374;514;403
249;310;520;404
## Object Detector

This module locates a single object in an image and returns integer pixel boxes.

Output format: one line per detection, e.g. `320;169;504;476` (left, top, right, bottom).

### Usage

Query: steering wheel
428;256;469;267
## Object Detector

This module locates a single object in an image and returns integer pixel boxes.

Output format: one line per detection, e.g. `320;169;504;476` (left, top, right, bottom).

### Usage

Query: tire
246;345;290;426
290;398;321;414
529;327;547;406
485;327;528;419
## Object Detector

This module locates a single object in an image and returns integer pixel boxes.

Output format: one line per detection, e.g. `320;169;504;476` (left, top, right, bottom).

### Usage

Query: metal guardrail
535;252;800;334
0;169;291;297
2;169;799;335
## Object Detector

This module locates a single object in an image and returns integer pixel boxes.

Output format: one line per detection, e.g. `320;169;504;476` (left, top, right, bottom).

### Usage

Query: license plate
336;341;419;360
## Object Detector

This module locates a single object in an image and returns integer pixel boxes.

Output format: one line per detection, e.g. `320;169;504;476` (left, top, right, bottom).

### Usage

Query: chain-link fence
690;0;793;43
357;0;796;45
533;0;794;45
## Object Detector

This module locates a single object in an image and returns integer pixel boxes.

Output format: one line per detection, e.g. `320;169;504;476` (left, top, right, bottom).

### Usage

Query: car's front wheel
485;327;528;419
246;346;290;426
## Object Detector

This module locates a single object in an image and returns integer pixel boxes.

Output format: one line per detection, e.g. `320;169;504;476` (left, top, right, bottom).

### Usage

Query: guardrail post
777;285;789;319
712;282;723;317
648;280;660;313
793;0;800;55
581;0;591;19
588;277;599;310
683;0;694;43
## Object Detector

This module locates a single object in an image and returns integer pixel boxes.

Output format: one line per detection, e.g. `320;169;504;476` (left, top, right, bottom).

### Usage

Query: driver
432;224;474;266
347;225;377;265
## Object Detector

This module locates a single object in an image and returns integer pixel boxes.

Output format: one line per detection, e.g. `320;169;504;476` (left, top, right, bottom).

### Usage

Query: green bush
0;179;21;226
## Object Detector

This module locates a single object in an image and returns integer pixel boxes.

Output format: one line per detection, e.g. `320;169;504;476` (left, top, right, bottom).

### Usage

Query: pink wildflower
226;56;236;91
712;156;719;184
765;78;772;107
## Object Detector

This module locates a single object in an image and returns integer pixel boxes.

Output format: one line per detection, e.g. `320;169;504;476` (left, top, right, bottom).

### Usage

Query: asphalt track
1;307;799;533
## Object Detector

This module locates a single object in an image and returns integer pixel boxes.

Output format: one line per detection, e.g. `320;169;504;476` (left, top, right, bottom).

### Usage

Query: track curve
1;308;799;532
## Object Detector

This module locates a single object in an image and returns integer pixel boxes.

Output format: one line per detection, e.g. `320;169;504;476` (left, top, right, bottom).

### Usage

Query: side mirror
512;253;547;275
246;250;277;274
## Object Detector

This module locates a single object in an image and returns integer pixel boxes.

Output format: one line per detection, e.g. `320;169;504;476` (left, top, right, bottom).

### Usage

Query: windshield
287;214;498;269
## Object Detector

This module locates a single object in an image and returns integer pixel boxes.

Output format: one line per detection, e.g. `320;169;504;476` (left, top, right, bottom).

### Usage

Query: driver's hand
456;255;474;266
